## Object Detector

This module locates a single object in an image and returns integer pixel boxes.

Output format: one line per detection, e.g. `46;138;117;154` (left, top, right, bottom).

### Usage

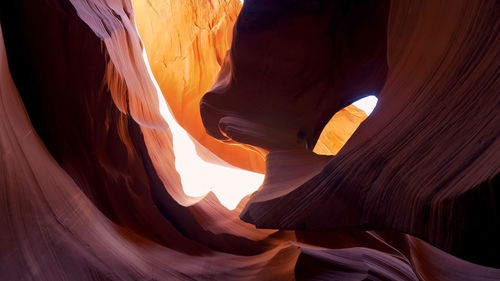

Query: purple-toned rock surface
1;0;499;280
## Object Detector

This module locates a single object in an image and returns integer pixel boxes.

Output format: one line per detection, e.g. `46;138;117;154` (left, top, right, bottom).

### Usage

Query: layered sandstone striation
202;0;500;269
0;0;499;280
313;105;367;155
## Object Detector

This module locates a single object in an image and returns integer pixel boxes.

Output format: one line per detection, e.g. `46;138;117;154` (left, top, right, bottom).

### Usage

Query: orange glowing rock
314;105;367;155
131;0;266;173
2;0;499;279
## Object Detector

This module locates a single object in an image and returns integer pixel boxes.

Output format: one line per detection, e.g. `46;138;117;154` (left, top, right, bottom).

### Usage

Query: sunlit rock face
129;0;267;208
130;0;368;206
131;0;267;173
1;0;499;281
313;105;367;155
314;96;379;156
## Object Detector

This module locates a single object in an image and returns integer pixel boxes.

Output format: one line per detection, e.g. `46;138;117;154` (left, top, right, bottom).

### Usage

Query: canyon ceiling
0;0;499;280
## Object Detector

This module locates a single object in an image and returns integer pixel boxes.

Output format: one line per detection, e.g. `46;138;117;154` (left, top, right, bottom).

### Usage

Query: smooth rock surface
1;0;499;280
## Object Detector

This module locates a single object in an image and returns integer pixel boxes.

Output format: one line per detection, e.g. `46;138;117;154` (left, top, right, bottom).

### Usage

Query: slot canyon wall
0;0;499;280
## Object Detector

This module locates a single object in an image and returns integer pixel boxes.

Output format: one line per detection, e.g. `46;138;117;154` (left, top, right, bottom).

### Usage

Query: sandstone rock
1;0;499;280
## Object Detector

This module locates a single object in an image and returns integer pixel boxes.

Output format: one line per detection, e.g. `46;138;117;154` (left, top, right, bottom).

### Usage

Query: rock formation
0;0;499;280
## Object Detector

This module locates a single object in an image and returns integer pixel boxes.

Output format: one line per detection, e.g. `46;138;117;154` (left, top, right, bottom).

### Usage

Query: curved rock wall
0;0;499;280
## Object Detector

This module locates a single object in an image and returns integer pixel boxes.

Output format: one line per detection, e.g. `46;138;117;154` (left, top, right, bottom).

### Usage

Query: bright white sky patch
352;95;378;115
141;49;264;210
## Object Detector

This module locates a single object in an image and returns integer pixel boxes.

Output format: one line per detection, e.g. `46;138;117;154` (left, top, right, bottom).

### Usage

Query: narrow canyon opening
131;0;380;209
1;0;499;279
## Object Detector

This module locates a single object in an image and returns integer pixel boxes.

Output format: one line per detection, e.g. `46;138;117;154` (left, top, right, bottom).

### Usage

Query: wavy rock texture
202;0;500;271
131;0;268;173
0;0;499;281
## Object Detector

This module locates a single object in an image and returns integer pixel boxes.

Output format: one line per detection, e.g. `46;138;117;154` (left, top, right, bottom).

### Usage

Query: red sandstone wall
0;0;499;280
